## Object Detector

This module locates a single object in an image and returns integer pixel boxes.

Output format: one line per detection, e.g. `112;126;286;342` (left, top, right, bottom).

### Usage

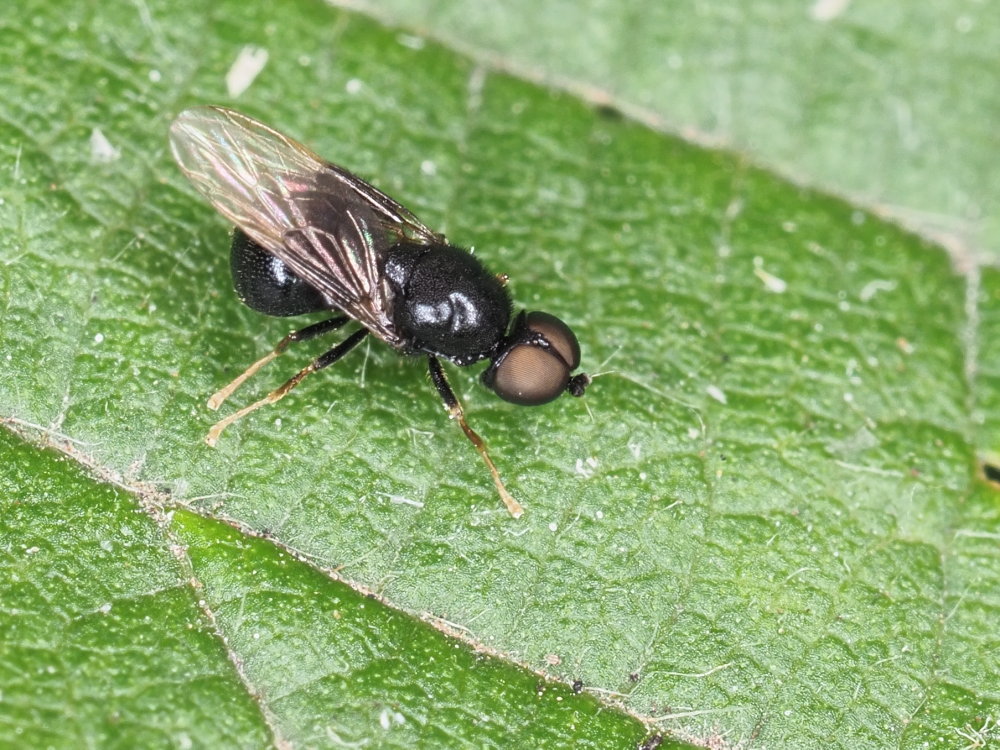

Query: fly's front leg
427;355;523;518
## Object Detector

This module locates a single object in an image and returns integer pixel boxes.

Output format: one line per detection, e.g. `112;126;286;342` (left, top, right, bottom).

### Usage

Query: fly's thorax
383;243;512;363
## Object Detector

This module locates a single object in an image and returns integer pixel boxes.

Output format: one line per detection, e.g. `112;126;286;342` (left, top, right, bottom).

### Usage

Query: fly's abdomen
230;230;331;317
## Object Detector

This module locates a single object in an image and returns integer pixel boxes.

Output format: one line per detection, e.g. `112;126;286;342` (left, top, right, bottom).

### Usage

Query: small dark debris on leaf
638;734;663;750
535;681;546;696
571;679;583;694
628;672;640;682
595;103;624;120
982;459;1000;484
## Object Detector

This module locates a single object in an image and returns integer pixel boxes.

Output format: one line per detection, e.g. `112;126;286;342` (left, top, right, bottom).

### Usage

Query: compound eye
524;311;581;369
490;344;571;406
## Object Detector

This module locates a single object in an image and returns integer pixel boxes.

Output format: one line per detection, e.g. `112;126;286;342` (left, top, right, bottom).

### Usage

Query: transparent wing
169;106;443;344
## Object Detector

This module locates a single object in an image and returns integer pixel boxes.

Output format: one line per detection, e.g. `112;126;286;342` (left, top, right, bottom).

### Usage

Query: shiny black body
231;230;329;317
171;106;589;515
383;242;511;364
231;230;513;367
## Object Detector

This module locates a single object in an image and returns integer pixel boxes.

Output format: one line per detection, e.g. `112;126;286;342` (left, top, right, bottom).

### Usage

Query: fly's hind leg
205;327;368;446
427;355;523;518
208;316;349;410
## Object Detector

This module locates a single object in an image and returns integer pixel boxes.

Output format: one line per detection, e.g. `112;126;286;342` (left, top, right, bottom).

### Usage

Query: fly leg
427;355;523;518
206;328;368;446
208;316;349;410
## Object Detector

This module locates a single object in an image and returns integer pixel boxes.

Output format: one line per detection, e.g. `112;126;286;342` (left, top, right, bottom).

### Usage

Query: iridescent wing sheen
168;105;444;346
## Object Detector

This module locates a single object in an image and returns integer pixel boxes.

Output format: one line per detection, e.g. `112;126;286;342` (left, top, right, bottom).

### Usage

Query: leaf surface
362;0;1000;260
1;1;998;748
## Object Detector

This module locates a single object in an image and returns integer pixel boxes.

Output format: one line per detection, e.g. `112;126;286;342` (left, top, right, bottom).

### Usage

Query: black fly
169;106;590;517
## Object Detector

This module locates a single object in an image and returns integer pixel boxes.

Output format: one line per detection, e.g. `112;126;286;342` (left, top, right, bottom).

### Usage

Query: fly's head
481;311;590;406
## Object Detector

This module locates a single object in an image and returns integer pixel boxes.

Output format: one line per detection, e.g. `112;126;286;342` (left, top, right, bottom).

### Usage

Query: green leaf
977;268;1000;460
174;509;649;748
0;429;650;747
363;0;1000;261
2;1;999;748
0;430;271;748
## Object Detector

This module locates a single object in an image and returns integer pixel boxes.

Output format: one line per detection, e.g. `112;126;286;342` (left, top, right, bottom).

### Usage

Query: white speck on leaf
93;332;104;344
859;279;897;301
226;45;269;97
810;0;851;22
706;385;727;404
396;33;425;50
381;493;424;509
345;78;363;95
89;128;120;163
754;267;788;294
827;425;879;457
420;160;437;176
